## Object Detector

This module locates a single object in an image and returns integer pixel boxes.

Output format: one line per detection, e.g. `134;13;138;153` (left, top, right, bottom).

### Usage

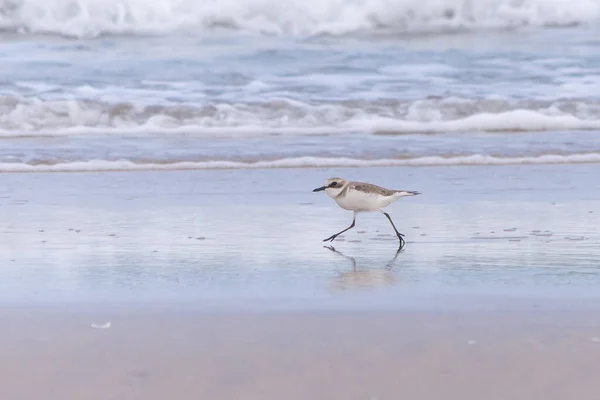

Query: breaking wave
2;96;600;136
0;0;599;38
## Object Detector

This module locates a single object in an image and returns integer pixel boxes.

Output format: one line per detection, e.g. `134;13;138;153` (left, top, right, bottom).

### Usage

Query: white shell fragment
90;322;112;329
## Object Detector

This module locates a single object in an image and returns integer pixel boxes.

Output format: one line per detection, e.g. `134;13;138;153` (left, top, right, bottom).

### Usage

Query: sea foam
1;96;600;136
3;153;600;173
0;0;598;38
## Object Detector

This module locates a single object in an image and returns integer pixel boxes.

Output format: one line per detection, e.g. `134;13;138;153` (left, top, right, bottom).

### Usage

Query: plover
313;177;420;249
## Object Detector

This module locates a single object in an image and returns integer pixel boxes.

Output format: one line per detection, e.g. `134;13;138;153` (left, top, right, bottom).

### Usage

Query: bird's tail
394;190;420;197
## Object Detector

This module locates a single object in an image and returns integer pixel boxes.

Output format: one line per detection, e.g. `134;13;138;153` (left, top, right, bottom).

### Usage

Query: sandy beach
0;164;599;399
3;308;600;400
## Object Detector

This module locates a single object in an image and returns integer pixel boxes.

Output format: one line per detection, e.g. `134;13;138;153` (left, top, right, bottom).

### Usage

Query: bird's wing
350;182;397;197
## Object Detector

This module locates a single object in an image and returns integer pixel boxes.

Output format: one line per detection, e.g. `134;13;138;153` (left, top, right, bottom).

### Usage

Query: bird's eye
330;182;338;187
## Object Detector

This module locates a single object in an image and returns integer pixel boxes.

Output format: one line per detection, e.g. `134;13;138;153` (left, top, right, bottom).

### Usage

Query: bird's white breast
335;188;393;212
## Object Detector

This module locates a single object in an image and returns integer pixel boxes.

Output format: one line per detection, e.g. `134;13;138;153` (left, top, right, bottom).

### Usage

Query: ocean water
1;0;600;172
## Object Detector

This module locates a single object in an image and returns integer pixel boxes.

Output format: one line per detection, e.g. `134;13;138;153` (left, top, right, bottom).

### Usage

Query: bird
312;177;420;249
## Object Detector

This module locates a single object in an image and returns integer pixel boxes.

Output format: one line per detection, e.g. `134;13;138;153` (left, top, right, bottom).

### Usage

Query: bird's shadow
324;245;403;290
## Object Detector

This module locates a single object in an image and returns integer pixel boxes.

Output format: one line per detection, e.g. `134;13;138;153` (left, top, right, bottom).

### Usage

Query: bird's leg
382;212;405;249
323;214;356;243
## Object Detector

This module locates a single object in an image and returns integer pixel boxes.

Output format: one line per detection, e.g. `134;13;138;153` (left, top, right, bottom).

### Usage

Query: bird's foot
323;234;338;242
397;235;405;250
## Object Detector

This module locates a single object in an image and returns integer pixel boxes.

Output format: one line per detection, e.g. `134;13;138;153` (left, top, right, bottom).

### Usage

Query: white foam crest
1;0;598;38
366;109;600;134
3;153;600;173
2;96;600;136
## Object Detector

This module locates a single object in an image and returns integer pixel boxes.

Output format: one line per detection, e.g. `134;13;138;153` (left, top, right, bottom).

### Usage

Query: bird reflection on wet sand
324;245;401;291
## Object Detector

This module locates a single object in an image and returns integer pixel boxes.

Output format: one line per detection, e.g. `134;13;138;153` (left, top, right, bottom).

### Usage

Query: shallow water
1;165;598;308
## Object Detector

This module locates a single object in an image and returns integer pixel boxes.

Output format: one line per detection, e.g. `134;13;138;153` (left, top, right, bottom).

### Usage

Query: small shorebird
313;177;420;249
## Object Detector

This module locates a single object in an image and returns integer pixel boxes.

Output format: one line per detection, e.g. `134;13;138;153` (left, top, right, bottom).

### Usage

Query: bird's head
312;177;348;198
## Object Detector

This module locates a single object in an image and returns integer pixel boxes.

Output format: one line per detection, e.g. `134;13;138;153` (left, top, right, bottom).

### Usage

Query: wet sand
3;307;600;400
1;164;599;398
1;164;599;306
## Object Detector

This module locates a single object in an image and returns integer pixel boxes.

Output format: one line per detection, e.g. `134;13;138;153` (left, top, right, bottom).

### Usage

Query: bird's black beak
312;186;327;192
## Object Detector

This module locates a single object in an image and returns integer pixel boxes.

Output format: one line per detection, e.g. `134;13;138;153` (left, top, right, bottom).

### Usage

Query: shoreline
5;284;600;312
